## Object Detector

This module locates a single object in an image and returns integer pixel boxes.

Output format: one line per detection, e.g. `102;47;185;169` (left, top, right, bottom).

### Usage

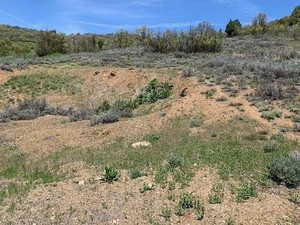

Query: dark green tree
225;19;242;37
292;6;300;18
36;30;66;56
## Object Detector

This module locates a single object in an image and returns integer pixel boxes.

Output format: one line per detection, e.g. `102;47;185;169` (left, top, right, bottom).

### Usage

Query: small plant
160;207;172;221
190;117;202;128
261;110;282;120
289;192;300;204
145;134;160;143
176;192;205;220
271;132;285;142
140;183;154;193
263;140;280;153
137;79;173;104
216;96;228;102
208;183;224;204
201;89;216;98
129;168;146;179
235;181;257;202
103;166;120;183
268;152;300;187
167;153;184;170
225;216;236;225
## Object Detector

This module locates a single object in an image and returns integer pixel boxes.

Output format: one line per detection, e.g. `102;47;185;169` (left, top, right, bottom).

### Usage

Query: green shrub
103;166;120;183
268;152;300;187
235;181;257;202
137;79;173;104
146;22;223;53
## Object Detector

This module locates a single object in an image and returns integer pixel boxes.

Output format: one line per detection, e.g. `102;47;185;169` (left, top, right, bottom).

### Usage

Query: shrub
0;98;59;122
268;152;300;187
137;79;173;104
176;192;205;220
90;111;120;126
235;181;257;202
103;166;120;183
146;22;223;53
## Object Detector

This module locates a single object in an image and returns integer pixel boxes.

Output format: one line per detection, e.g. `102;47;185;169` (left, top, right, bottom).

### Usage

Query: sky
0;0;299;34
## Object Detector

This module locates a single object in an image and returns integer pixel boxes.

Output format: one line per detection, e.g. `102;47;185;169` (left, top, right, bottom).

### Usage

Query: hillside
0;6;300;225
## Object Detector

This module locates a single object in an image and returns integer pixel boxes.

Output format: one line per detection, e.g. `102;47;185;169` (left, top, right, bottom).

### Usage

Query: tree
225;19;242;37
36;30;66;56
292;6;300;18
251;13;268;35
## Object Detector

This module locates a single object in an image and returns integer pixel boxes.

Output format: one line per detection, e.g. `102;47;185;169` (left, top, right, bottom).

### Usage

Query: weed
225;217;236;225
103;166;120;183
145;134;161;143
208;183;224;204
263;140;281;153
235;181;257;202
137;79;173;104
289;192;300;204
201;89;216;98
160;207;172;221
140;183;154;193
129;168;147;179
190;117;203;128
261;110;282;120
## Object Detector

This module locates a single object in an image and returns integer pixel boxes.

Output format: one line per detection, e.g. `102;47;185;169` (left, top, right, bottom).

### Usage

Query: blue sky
0;0;299;34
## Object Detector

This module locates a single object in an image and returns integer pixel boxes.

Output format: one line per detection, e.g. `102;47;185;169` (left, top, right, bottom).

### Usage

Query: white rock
78;180;85;186
131;141;152;148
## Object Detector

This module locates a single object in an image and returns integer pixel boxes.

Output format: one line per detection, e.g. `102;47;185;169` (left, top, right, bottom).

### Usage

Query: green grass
1;71;79;97
0;146;64;204
46;117;298;187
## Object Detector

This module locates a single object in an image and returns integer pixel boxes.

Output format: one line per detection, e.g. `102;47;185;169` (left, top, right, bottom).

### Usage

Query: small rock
94;71;100;76
78;180;85;186
132;141;152;148
1;65;13;72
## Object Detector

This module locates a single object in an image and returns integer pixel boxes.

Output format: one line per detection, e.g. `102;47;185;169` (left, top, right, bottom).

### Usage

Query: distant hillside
0;25;39;43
